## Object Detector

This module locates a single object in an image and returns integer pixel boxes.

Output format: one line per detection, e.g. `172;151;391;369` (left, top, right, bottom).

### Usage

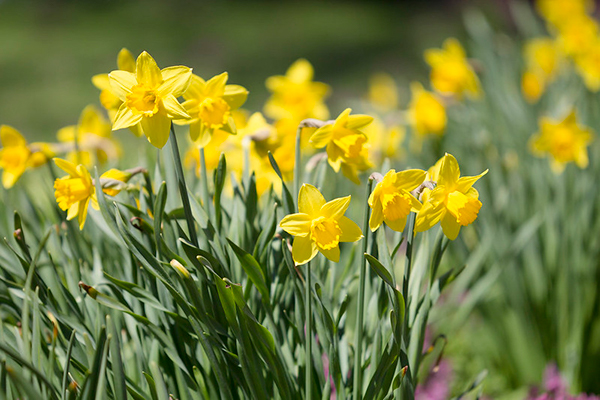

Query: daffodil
279;184;362;264
424;38;481;99
523;38;561;79
408;82;447;137
264;59;330;121
363;117;405;164
415;153;487;240
555;14;598;57
521;70;546;103
179;72;248;147
309;108;373;184
57;105;121;167
529;110;594;172
109;51;192;148
53;158;99;230
536;0;593;28
92;48;136;123
0;125;52;188
369;169;426;232
367;73;399;113
573;40;600;92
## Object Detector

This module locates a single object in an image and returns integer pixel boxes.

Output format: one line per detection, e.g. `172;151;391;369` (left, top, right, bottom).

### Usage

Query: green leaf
364;253;395;289
227;239;270;302
107;316;127;400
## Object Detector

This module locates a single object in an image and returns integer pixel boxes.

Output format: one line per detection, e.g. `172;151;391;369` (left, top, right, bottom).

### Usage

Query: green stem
169;123;198;246
293;125;302;207
400;212;416;400
305;261;312;400
199;147;214;219
353;177;374;400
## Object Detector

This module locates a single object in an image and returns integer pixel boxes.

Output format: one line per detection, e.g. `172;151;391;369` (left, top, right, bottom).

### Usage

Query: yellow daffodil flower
408;82;447;137
364;117;405;164
367;73;399;113
53;158;99;230
0;125;52;188
415;153;488;240
179;72;248;147
573;40;600;92
57;105;121;167
92;48;136;123
529;110;594;172
424;38;481;99
521;70;546;103
369;169;426;232
280;184;362;265
555;14;598;57
99;168;137;197
524;38;561;79
309;108;373;184
264;59;330;121
536;0;593;28
109;51;192;149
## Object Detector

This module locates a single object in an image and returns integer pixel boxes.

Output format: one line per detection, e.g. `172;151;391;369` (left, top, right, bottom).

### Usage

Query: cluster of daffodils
522;0;600;102
281;153;487;265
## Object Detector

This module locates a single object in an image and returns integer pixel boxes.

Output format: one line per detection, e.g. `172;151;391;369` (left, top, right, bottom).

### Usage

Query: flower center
54;177;92;211
198;97;230;129
381;192;412;222
127;84;160;116
333;129;366;159
310;216;341;250
551;127;576;161
446;191;482;226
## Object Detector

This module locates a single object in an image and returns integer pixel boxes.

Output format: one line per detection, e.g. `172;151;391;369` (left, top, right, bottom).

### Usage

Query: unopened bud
170;259;190;279
78;281;98;299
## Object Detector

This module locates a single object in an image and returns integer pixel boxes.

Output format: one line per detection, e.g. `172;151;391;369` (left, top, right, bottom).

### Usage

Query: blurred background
0;0;508;139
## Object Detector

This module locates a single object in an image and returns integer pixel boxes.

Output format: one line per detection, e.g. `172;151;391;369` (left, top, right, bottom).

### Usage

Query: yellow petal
279;213;311;237
53;158;79;177
67;202;79;220
320;195;351;220
287;59;313;82
109;70;136;101
117;48;136;72
338;216;363;242
309;125;333;148
346;114;374;130
0;125;26;147
162;95;191;120
204;72;228;98
141;111;171;149
298;184;326;217
319;246;340;263
2;170;20;189
78;199;90;230
56;126;76;143
439;153;460;186
136;51;162;88
292;235;318;265
91;74;110;91
194;124;212;148
369;201;384;232
223;84;249;109
184;74;206;100
385;216;408;232
415;202;444;232
113;104;143;131
158;66;192;97
395;169;427;191
456;169;488;193
441;212;461;240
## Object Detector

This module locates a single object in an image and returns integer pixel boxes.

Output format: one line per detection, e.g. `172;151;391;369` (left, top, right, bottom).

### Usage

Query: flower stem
305;260;313;400
199;147;213;219
293;125;302;207
401;212;416;399
353;177;374;400
169;123;198;246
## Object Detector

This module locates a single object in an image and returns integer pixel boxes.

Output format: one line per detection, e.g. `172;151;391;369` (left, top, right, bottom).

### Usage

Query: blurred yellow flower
415;153;487;240
364;117;405;163
99;168;136;197
524;38;561;79
179;72;248;147
529;110;594;172
555;14;598;57
279;184;362;264
264;59;330;121
424;38;481;99
367;73;399;113
53;158;99;230
521;70;545;103
57;105;121;167
368;169;425;232
408;82;447;137
0;125;52;188
109;51;192;148
309;108;373;184
536;0;593;29
92;48;136;123
573;40;600;92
